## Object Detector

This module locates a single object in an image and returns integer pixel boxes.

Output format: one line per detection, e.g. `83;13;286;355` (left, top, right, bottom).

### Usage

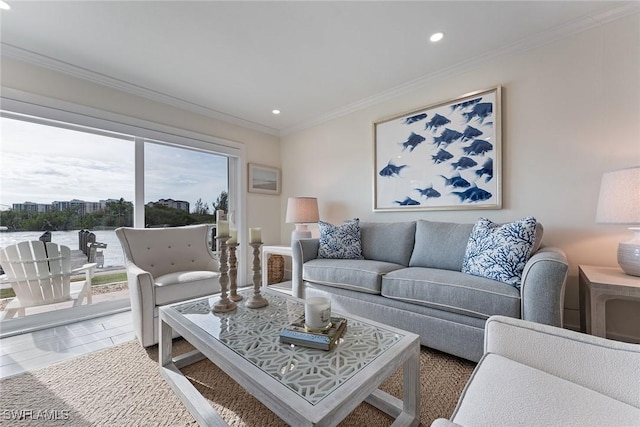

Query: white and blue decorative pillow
462;217;537;288
318;218;363;259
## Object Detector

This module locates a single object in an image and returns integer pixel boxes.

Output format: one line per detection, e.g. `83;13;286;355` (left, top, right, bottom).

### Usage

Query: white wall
1;57;283;282
280;14;640;339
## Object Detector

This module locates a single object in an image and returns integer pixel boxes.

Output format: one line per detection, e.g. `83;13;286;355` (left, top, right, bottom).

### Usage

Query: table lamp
286;197;319;241
595;166;640;276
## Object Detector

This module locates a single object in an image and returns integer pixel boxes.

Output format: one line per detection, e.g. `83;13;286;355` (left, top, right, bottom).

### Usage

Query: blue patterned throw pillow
318;218;363;259
462;217;537;288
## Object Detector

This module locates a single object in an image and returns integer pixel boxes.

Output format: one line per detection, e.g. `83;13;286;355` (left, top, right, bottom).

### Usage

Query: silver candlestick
227;243;243;302
212;236;237;313
246;241;268;309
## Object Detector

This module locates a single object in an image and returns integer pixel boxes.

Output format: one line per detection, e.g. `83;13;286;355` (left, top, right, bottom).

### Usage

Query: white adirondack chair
0;241;95;320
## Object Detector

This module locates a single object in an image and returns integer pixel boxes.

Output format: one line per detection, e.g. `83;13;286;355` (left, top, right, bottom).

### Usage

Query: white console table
261;245;292;288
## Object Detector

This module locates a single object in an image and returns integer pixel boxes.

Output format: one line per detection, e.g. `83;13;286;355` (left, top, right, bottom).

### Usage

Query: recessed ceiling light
0;1;11;10
272;109;281;115
430;32;444;43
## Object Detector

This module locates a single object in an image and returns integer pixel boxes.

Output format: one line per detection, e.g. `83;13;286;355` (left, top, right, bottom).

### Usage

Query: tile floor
0;310;134;379
0;282;292;379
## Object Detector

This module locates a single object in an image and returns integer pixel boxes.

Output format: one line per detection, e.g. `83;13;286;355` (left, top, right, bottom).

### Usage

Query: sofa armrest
291;238;319;298
485;315;640;408
519;247;568;327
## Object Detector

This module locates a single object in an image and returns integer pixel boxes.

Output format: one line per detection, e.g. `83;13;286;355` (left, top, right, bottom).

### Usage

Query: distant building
12;201;52;213
147;198;190;212
11;198;132;214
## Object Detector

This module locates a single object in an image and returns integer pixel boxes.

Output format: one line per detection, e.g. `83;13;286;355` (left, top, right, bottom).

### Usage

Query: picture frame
373;86;502;211
248;163;281;195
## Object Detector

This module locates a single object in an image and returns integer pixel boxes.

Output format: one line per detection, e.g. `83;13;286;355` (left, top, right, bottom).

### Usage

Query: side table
578;265;640;338
261;245;292;288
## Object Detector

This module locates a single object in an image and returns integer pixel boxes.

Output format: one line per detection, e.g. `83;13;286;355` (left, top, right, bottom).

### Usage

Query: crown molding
0;44;281;137
281;2;640;136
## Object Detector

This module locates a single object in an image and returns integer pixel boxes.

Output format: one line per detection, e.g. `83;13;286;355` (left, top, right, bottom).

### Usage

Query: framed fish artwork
373;86;502;211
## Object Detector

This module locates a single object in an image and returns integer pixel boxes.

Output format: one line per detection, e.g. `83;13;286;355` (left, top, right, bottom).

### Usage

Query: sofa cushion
381;267;521;319
154;270;220;305
409;221;474;271
318;218;363;259
303;258;404;294
462;217;538;288
452;354;640;427
360;221;416;266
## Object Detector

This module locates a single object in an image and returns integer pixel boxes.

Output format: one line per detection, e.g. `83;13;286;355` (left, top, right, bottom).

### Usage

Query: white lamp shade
595;166;640;276
285;197;319;224
595;166;640;224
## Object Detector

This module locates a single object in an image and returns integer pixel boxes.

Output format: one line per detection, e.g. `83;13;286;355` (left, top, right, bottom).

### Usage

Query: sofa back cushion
360;222;416;266
409;220;474;271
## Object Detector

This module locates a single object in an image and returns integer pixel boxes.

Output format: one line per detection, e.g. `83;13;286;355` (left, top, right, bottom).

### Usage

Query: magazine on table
279;316;347;350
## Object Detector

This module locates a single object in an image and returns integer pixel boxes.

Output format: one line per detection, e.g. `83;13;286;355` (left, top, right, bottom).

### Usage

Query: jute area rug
1;339;475;426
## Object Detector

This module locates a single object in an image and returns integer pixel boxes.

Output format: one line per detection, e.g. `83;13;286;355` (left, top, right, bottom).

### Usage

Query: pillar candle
249;227;262;243
217;220;229;237
304;297;331;329
228;229;238;245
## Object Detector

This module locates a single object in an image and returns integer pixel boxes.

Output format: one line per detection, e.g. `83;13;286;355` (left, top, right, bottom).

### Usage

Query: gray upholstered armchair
116;225;220;347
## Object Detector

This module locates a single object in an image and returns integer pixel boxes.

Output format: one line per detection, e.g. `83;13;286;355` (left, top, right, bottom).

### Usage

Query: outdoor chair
115;224;221;347
0;241;94;320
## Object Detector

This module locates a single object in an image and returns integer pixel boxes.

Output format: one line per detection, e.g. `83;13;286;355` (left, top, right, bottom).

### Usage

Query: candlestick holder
212;236;237;313
246;241;268;308
227;243;243;302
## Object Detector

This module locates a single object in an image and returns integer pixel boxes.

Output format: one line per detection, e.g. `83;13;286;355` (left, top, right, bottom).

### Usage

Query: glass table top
169;290;405;405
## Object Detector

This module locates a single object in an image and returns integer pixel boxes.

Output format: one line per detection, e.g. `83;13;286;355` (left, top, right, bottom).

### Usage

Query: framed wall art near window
373;86;502;211
248;163;281;195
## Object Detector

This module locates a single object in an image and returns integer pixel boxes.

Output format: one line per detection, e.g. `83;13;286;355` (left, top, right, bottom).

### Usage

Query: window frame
0;89;247;337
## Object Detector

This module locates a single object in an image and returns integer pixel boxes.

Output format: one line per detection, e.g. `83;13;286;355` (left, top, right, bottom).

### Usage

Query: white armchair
432;315;640;426
116;225;220;347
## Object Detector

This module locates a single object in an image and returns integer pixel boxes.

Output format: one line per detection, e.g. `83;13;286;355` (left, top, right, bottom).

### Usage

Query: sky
0;117;228;212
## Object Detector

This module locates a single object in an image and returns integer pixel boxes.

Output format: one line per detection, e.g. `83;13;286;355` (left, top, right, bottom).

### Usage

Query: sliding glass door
0;103;241;334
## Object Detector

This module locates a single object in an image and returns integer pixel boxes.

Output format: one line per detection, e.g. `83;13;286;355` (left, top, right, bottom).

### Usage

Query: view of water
0;230;124;268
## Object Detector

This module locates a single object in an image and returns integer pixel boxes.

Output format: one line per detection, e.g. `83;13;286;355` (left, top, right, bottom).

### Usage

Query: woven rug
0;339;475;426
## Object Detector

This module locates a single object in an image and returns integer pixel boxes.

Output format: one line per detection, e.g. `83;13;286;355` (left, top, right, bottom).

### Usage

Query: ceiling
0;1;637;136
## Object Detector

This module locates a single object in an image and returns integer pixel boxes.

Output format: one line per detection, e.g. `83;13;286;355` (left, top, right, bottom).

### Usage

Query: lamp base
291;223;312;242
618;228;640;277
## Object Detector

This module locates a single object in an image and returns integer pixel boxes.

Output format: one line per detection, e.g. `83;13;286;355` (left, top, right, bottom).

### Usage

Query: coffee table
159;288;421;426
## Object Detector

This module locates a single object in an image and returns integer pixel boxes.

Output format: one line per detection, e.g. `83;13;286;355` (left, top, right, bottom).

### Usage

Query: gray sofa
292;220;569;362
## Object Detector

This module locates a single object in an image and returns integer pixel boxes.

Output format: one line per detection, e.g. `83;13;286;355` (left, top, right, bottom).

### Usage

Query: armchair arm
72;262;97;281
124;260;156;347
485;315;640;408
519;247;568;327
291;238;319;298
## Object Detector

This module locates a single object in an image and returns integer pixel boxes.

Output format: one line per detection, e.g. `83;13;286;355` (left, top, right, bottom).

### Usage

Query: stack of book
279;316;347;350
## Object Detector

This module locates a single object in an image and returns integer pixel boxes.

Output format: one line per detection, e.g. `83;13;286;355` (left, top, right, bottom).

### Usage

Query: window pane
0;116;134;321
144;141;228;227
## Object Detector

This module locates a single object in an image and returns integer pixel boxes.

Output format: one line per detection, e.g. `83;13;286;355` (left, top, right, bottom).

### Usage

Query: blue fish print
451;97;482;111
379;161;407;177
461;126;483;141
452;184;492;202
452;156;478;170
415;185;441;199
463;103;493;123
463;139;493;156
433;128;463;147
395;197;420;206
475;158;493;182
431;148;454;164
403;113;427;124
401;132;426;152
440;173;471;188
425;113;451;131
